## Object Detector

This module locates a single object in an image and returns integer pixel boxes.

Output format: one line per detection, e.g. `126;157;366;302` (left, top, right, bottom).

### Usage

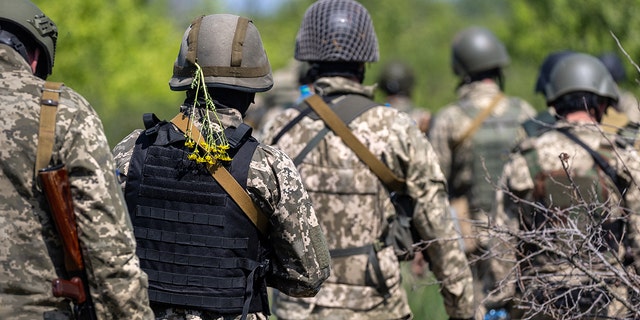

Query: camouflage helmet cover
0;0;57;78
295;0;379;62
544;52;619;103
169;14;273;92
451;26;510;77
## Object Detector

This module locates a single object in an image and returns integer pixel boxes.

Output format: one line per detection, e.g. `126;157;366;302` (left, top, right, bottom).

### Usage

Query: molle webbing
125;117;268;315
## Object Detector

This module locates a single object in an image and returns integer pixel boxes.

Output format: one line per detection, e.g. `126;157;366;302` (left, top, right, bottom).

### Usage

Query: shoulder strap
453;93;504;149
35;81;64;177
293;95;378;166
556;128;628;195
170;113;269;235
270;107;314;145
304;94;405;192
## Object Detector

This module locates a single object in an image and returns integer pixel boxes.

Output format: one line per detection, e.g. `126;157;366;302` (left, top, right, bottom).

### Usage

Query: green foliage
31;0;640;145
34;0;186;146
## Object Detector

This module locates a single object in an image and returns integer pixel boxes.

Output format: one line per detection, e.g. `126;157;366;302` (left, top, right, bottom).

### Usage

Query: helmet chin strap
0;29;29;64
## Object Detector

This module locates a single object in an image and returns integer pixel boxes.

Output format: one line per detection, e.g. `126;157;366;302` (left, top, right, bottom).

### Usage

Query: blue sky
223;0;289;15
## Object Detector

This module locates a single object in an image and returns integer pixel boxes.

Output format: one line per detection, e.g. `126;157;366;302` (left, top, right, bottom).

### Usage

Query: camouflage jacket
113;106;331;320
385;95;431;133
0;46;153;319
262;76;475;319
495;119;640;282
428;80;536;212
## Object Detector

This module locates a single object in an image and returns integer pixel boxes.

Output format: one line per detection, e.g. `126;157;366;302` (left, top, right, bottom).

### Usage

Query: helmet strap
0;29;29;64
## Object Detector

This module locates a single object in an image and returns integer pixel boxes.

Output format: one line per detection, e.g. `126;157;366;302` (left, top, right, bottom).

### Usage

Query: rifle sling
453;93;504;149
304;94;405;192
170;113;269;235
293;95;378;166
35;81;64;176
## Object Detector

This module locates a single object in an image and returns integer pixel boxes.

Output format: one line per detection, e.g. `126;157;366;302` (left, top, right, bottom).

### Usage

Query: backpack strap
270;107;314;145
170;113;269;235
304;94;406;192
453;93;504;149
35;81;64;177
293;94;379;166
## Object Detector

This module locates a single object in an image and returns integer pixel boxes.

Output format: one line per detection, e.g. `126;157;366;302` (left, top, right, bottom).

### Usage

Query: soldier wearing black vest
112;14;330;320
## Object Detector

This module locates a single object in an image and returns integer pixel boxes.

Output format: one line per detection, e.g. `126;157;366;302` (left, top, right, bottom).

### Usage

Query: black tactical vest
124;114;269;316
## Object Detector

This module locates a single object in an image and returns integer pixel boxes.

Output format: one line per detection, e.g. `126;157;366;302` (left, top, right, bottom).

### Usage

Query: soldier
495;52;640;319
261;1;475;319
598;52;640;149
427;26;536;312
377;60;431;133
0;0;154;319
112;14;330;320
521;50;576;138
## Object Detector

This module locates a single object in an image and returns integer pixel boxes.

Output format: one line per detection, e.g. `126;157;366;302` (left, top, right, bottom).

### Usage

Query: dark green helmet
534;50;575;96
377;60;415;96
598;52;626;83
0;0;57;78
544;53;618;104
451;26;509;78
169;14;273;93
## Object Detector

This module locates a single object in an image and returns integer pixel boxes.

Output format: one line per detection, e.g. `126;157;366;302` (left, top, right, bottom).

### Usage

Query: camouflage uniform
495;120;640;319
113;106;331;320
385;95;431;134
262;76;475;319
0;46;154;319
428;81;536;202
428;80;535;312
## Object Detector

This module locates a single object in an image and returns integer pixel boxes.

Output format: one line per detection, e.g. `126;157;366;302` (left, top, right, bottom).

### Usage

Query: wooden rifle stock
39;164;96;320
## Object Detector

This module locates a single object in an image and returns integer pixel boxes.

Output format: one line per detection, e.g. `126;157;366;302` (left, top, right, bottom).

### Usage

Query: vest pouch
384;192;418;261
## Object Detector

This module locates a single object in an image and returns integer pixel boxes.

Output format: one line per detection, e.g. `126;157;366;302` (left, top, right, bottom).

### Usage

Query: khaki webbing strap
453;93;504;149
35;81;64;177
304;95;405;192
231;17;250;67
173;64;271;78
186;15;204;65
170;114;269;234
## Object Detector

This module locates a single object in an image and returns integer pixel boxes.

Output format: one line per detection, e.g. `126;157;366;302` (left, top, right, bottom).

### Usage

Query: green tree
34;0;196;146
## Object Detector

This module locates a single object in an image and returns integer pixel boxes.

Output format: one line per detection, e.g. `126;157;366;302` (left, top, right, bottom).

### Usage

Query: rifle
39;164;97;320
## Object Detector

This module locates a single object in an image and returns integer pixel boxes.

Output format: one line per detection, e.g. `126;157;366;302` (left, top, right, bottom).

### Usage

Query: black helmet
598;52;626;83
295;0;378;62
451;26;509;78
169;14;273;93
378;60;415;96
534;50;575;96
0;0;57;79
545;53;618;105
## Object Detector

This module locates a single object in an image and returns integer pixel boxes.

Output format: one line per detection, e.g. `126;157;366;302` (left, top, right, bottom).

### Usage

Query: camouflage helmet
295;0;379;62
451;26;509;77
544;53;618;104
0;0;57;78
169;14;273;92
377;60;415;96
